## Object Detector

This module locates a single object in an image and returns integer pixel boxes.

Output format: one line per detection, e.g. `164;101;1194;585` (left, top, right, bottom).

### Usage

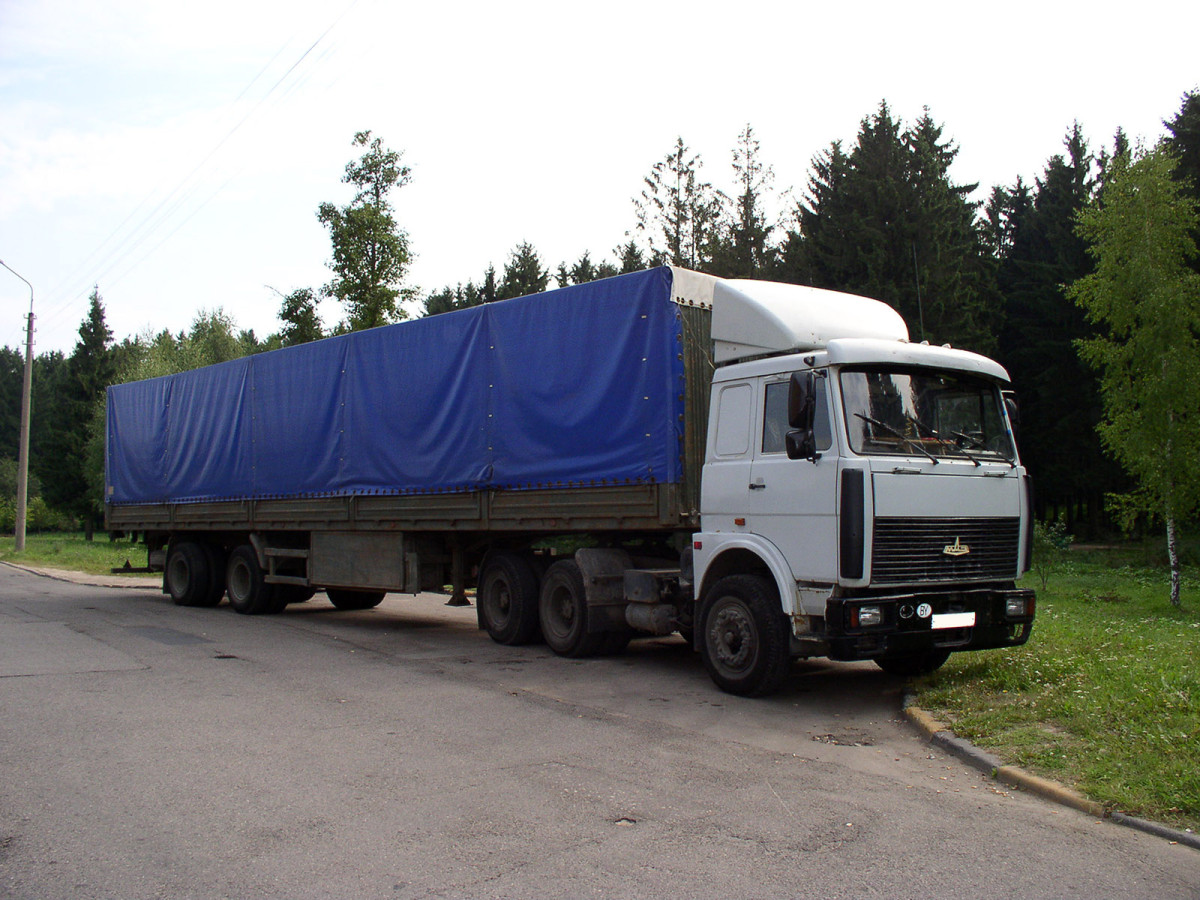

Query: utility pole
0;259;34;551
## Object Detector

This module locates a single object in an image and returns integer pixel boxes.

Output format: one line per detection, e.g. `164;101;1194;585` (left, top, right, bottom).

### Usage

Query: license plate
932;612;976;630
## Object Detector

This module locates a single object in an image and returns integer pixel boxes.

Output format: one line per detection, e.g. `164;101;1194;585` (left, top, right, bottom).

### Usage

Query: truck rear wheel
326;588;386;610
226;545;286;615
874;650;951;677
166;541;219;607
478;553;541;645
539;559;606;658
700;575;791;696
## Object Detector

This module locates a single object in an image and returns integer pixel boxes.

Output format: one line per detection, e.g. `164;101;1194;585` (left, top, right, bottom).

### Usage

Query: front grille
872;517;1019;585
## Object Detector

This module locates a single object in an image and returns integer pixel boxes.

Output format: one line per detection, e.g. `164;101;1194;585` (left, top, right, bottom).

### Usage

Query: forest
3;92;1198;547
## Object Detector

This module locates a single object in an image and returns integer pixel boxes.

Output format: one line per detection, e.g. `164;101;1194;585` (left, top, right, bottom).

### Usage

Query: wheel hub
711;605;754;670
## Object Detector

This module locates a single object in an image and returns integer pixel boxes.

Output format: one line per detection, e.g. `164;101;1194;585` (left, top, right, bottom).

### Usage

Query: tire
226;545;285;615
601;631;633;655
166;541;215;607
700;575;791;697
198;543;227;607
538;559;606;657
326;588;386;610
477;553;542;645
874;649;951;678
277;586;316;605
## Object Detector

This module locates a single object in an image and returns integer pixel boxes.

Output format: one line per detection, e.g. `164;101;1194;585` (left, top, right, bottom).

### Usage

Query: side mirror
788;371;816;431
1003;391;1020;446
786;429;819;462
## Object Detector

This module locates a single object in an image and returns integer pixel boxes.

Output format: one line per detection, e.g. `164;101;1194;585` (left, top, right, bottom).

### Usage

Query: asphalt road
1;564;1197;900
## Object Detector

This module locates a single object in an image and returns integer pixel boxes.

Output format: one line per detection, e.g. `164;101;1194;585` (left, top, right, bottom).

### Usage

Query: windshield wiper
905;416;981;466
855;413;939;464
953;430;1016;468
902;417;979;468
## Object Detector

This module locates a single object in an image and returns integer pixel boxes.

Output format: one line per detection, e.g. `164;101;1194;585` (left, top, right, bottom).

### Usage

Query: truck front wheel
478;553;541;645
226;545;286;615
700;575;791;697
874;650;951;678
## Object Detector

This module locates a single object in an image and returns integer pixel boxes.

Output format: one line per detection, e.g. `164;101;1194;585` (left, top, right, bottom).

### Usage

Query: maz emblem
943;537;971;557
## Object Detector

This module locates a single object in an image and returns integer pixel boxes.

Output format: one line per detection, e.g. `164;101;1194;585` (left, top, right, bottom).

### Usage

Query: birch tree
1069;146;1200;607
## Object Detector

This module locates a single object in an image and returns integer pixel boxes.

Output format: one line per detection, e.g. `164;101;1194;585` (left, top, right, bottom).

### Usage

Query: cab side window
761;376;832;454
714;383;753;457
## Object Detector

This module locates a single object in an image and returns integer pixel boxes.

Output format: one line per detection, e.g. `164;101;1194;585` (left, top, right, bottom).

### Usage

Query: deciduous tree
276;287;323;346
318;131;413;330
1069;146;1200;607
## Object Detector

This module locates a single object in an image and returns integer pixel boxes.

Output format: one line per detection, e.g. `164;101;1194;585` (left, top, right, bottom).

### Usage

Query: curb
0;559;160;591
902;693;1200;852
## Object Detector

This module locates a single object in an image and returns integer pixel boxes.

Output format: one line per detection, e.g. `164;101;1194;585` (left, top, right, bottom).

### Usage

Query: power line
40;33;303;309
38;1;358;336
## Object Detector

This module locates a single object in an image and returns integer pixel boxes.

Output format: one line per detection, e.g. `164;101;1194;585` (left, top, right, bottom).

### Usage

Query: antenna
911;241;926;342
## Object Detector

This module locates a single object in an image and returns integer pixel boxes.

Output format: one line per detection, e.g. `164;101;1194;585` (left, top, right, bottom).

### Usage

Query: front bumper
824;586;1034;661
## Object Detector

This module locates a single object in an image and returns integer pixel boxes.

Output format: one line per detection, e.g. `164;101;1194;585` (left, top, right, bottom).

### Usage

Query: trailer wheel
277;586;316;605
539;559;607;657
226;545;285;615
700;575;791;696
198;543;227;607
326;588;385;610
166;541;216;607
478;553;542;645
874;650;951;678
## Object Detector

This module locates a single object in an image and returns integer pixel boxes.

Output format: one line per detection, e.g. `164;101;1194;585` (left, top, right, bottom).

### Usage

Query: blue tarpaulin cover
106;268;687;505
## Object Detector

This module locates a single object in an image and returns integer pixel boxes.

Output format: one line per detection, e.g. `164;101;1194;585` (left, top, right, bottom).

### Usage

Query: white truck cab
691;278;1035;695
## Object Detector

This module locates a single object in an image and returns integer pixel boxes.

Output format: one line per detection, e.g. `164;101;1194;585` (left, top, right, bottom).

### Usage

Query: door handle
748;483;766;490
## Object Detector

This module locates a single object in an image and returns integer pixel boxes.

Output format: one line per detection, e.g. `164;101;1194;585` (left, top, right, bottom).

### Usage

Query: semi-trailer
106;266;1034;695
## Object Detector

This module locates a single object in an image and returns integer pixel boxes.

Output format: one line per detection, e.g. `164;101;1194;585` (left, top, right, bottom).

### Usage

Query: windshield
840;368;1015;463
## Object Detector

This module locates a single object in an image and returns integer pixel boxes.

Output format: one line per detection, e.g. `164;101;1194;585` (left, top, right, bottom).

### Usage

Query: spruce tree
1164;91;1200;200
995;125;1123;533
635;138;722;268
497;243;550;300
779;102;998;352
1164;91;1200;273
39;288;114;535
710;125;776;278
614;239;651;273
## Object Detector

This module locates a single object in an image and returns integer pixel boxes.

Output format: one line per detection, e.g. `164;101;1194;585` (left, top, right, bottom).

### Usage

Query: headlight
853;605;883;628
1006;596;1032;618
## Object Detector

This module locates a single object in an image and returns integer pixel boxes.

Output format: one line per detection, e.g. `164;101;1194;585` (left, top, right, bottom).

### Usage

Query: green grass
0;531;156;577
912;554;1200;832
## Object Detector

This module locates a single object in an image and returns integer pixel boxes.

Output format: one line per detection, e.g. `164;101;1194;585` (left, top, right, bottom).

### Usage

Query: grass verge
0;531;155;577
911;554;1200;833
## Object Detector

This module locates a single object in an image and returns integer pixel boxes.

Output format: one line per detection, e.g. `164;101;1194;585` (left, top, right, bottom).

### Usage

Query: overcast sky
1;0;1197;354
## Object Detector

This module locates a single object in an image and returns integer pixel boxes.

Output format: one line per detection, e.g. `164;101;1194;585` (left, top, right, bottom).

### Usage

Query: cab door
744;371;840;584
